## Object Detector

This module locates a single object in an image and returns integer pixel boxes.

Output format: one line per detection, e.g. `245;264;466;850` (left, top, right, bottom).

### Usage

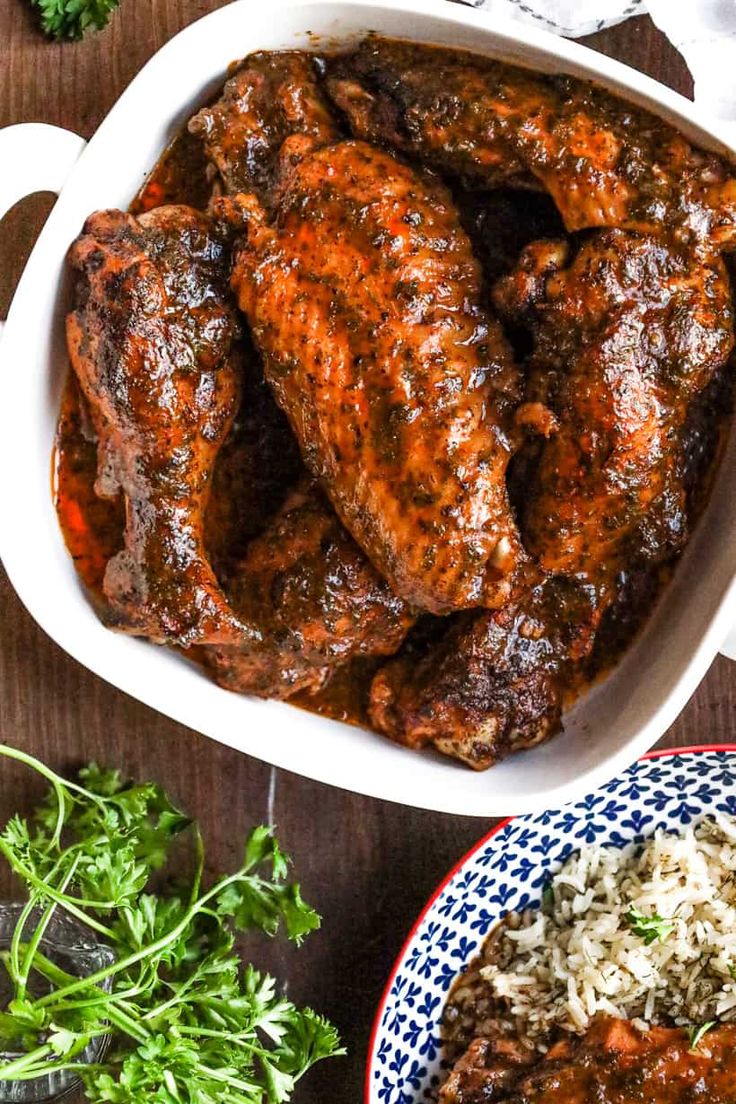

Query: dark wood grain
0;10;729;1103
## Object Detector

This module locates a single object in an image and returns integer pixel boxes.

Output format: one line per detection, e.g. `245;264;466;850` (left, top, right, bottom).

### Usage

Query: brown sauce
292;658;382;726
130;129;212;214
54;377;124;609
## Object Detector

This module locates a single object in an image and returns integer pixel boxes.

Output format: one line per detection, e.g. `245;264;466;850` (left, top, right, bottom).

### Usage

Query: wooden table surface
1;6;736;1101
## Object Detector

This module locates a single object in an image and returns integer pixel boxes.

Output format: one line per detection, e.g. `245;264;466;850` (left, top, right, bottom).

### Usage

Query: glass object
0;904;114;1103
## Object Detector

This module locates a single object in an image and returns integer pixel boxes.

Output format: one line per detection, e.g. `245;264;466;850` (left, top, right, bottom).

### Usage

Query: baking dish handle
720;629;736;661
0;123;86;333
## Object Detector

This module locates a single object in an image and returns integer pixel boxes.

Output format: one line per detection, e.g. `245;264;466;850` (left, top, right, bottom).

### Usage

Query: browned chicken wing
228;137;524;614
204;478;412;697
66;205;253;647
441;1017;736;1104
494;232;734;585
328;38;736;251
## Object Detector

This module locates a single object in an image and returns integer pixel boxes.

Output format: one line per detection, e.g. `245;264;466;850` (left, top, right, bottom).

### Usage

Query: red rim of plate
364;742;736;1103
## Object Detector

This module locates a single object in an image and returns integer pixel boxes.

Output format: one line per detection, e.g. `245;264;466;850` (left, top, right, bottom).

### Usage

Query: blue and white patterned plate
366;745;736;1104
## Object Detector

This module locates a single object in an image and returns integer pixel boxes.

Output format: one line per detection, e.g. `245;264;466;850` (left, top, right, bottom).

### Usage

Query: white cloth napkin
648;0;736;119
466;0;642;38
464;0;736;125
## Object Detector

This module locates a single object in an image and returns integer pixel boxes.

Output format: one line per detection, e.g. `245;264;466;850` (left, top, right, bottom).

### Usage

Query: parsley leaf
687;1021;716;1051
29;0;121;39
0;743;344;1102
625;905;675;945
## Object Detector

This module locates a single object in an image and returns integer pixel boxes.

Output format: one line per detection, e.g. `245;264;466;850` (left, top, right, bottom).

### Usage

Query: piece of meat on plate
443;1017;736;1103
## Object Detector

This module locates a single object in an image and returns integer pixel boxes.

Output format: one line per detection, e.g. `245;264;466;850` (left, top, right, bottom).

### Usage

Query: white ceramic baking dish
2;0;736;816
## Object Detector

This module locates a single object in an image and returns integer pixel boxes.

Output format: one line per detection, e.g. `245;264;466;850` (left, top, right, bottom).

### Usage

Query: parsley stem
17;853;82;999
139;984;190;1022
8;892;40;991
190;824;205;906
33;870;258;1009
194;1064;261;1091
27;947;146;1004
101;1004;149;1045
0;746;108;845
42;986;145;1013
19;952;149;1045
172;1026;258;1041
0;1057;108;1081
18;947;77;988
0;1043;55;1079
11;850;84;991
0;842;115;940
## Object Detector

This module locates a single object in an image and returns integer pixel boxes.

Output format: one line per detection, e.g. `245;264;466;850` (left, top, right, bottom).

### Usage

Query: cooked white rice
453;815;736;1050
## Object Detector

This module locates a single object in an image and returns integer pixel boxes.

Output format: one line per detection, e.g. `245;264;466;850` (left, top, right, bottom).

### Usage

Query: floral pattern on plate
366;746;736;1104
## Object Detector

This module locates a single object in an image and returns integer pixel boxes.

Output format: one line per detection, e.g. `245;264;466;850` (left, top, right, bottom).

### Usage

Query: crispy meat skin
66;206;251;647
441;1017;736;1103
204;478;412;697
494;232;734;584
370;604;560;770
328;38;736;250
369;578;599;768
188;51;336;199
229;138;524;614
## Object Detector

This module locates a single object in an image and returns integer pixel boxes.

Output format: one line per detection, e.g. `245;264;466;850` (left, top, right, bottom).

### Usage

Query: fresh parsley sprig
0;744;343;1103
625;905;675;946
29;0;121;40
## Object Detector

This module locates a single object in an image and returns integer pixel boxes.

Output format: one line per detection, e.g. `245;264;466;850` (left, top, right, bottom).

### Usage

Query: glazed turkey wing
370;604;562;770
205;477;413;698
493;231;734;585
369;577;600;769
189;51;416;690
229;138;524;614
189;51;337;200
67;204;411;691
441;1017;736;1104
328;38;736;250
66;206;254;648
